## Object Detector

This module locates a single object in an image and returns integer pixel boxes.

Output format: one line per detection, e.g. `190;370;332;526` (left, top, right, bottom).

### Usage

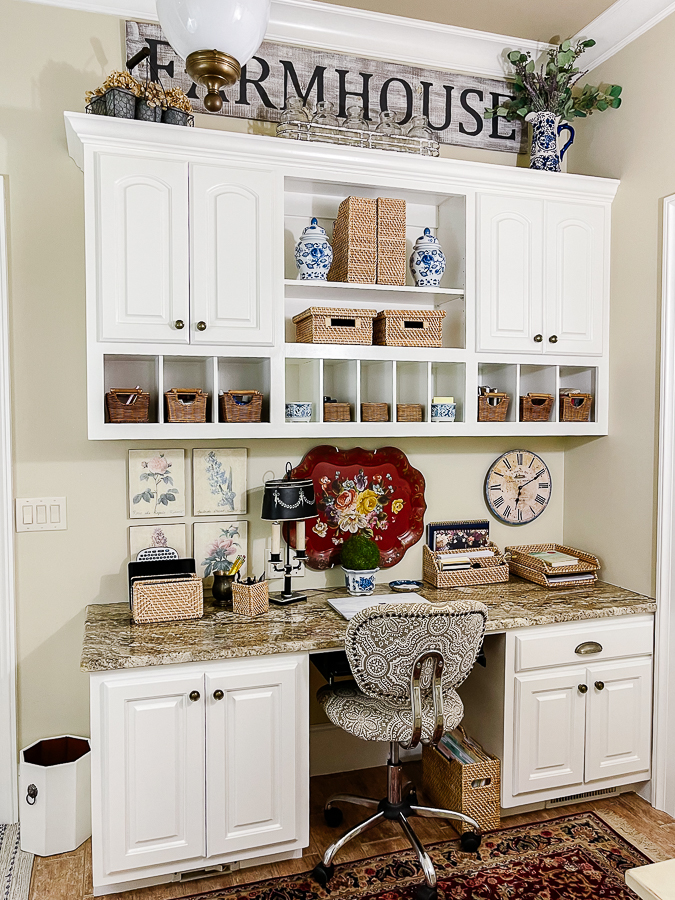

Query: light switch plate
15;497;67;532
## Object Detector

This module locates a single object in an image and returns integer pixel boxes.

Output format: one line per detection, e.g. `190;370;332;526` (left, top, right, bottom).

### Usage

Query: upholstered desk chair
312;599;488;900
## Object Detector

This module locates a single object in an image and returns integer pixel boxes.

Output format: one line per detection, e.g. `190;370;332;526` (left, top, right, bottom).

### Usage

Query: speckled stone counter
81;578;656;673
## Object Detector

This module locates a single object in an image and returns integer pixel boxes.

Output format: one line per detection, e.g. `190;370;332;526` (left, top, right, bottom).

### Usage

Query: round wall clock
484;450;552;525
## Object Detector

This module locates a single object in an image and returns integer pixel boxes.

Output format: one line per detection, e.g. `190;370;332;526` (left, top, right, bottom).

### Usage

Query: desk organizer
324;401;351;422
376;197;406;286
373;309;445;348
422;543;509;589
220;390;263;423
131;574;203;624
422;734;500;833
520;393;554;422
560;391;593;422
105;388;150;423
506;542;600;589
478;393;509;422
164;388;208;423
361;402;389;422
232;580;269;617
328;196;377;283
397;403;423;422
293;307;376;345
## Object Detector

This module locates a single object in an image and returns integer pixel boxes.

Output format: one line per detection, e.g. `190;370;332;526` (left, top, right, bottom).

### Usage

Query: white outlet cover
15;497;67;532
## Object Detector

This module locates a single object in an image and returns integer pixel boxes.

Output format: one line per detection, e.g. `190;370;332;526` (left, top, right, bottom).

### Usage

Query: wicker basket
376;198;406;286
232;580;269;617
105;388;150;423
422;543;509;589
422;736;500;833
506;543;600;576
293;307;376;345
478;393;509;422
373;309;445;348
560;392;593;422
508;560;598;589
328;196;377;284
220;390;263;423
519;393;554;422
361;402;389;422
397;403;423;422
165;388;208;423
324;402;351;422
131;574;203;624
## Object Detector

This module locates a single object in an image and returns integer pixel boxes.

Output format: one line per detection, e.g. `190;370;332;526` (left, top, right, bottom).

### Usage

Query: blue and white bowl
342;567;379;596
431;402;456;423
295;218;333;281
285;402;313;423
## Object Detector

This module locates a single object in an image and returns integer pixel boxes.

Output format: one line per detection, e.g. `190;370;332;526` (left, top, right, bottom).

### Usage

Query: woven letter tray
422;543;509;589
132;574;204;624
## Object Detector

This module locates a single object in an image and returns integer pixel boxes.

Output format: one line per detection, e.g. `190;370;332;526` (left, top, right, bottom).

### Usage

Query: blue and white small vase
431;402;456;423
294;217;333;280
526;111;575;172
410;228;446;287
342;567;379;596
285;401;312;423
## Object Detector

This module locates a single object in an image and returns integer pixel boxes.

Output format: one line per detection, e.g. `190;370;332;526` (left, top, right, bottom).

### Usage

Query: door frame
0;176;17;823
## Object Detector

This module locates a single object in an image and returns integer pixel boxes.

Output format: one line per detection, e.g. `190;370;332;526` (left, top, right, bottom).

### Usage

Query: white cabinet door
514;668;586;795
96;154;189;343
544;201;606;355
476;193;544;353
585;658;652;783
190;163;278;345
205;654;307;857
98;672;205;874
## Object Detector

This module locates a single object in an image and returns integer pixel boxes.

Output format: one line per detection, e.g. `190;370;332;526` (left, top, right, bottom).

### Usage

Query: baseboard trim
310;724;422;777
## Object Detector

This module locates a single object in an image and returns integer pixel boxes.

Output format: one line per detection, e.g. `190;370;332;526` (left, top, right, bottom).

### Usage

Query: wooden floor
29;764;675;900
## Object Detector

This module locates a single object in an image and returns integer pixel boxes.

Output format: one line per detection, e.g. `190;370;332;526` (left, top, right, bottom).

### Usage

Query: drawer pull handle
189;690;201;702
213;690;224;701
595;681;605;691
578;683;588;694
575;641;603;655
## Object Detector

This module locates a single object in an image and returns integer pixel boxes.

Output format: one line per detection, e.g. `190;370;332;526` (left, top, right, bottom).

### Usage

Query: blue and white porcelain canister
431;402;456;423
409;228;446;287
294;217;333;280
285;402;313;423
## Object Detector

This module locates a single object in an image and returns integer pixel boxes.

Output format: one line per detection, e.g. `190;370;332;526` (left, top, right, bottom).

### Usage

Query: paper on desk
327;593;430;621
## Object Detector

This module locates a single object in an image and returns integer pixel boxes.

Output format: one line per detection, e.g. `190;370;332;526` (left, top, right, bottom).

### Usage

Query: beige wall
0;0;571;748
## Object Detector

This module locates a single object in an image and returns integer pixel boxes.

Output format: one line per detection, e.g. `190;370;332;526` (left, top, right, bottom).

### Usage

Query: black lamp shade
261;478;317;522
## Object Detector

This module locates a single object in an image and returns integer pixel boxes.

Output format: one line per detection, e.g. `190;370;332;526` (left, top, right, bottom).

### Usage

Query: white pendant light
156;0;271;112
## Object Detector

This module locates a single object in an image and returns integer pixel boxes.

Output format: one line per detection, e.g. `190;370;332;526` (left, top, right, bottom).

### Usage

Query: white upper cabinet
96;154;190;344
190;164;277;346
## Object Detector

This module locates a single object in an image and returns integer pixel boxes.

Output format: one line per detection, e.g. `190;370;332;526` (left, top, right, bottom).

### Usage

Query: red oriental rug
181;812;651;899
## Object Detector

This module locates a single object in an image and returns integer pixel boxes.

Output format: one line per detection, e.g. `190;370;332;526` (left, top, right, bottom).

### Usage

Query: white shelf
284;279;463;298
284;343;468;361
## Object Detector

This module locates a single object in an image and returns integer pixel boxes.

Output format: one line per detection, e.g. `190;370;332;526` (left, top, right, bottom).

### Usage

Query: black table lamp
261;464;317;605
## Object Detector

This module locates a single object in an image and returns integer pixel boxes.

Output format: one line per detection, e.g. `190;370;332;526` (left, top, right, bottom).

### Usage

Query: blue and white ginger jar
295;217;333;280
410;228;446;287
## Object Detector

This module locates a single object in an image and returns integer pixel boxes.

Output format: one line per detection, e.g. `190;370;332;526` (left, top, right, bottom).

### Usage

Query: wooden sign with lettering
125;21;525;153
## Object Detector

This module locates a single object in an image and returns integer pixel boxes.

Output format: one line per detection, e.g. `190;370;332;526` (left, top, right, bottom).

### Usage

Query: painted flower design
201;525;241;577
313;521;328;538
392;499;404;514
146;455;170;475
134;453;179;514
356;490;378;516
315;468;397;544
335;488;357;511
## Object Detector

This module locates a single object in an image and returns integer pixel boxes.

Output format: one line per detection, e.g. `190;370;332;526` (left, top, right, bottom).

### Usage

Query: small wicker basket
324;402;351;422
106;388;150;423
361;402;389;422
478;393;509;422
232;580;269;617
373;309;445;348
397;403;424;422
131;574;203;624
165;389;208;423
293;307;376;345
519;393;554;422
220;390;263;423
328;196;377;284
559;392;593;422
422;543;509;589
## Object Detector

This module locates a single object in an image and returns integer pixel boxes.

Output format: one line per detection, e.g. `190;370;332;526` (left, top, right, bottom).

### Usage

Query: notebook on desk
327;593;430;621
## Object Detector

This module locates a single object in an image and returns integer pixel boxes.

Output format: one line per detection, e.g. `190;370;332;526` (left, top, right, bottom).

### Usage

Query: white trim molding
574;0;675;71
653;194;675;817
0;177;17;824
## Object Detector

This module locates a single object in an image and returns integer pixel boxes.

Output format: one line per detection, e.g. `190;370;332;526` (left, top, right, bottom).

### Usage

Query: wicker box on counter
328;196;377;284
105;388;150;423
164;389;208;423
373;309;445;348
478;393;509;422
506;542;599;589
361;402;389;422
422;543;509;589
232;580;269;617
397;403;424;422
376;197;406;286
293;307;376;345
559;391;593;422
519;393;554;422
131;574;204;624
324;402;351;422
220;390;263;423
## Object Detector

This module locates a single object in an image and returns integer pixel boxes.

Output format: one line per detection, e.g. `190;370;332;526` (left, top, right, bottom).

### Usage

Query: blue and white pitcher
526;111;575;173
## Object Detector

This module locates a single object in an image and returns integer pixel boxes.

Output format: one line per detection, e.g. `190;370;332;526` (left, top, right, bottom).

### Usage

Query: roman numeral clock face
484;450;552;524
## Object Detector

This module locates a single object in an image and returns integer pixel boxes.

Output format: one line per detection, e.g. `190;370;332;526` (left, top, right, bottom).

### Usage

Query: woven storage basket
220;390;263;423
293;307;376;345
422;736;500;833
508;560;598;589
361;402;389;422
165;388;208;423
422;543;509;589
376;198;406;286
105;388;150;423
373;309;445;348
478;393;509;422
232;580;269;617
519;393;554;422
506;543;599;576
560;392;593;422
397;403;423;422
131;574;203;624
328;196;377;284
324;402;351;422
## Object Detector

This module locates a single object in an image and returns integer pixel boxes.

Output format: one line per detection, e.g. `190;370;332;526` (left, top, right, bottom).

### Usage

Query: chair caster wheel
324;805;343;827
460;831;482;853
414;884;437;900
312;861;335;888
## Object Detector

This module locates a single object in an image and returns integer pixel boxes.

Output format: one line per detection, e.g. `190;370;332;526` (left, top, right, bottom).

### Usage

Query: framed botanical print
193;521;248;578
192;449;247;516
128;450;185;518
129;524;188;560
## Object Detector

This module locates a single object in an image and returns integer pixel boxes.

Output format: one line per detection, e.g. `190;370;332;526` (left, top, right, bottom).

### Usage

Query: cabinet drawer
514;616;653;672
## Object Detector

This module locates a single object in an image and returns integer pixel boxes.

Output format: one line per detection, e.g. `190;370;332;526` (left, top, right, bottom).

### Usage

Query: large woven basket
422;736;500;833
328;196;377;284
422;543;509;589
519;393;554;422
376;197;406;286
106;388;150;423
559;392;593;422
293;307;376;345
165;388;208;423
324;402;351;422
232;580;269;617
361;402;389;422
220;390;263;423
373;309;445;348
132;574;203;624
397;403;423;422
478;393;509;422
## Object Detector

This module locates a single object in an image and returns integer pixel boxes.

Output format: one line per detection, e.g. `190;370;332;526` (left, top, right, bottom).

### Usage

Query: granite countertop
81;578;656;673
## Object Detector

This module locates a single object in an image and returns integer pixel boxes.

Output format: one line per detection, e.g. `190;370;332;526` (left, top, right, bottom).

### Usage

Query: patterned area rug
0;824;33;900
182;813;651;900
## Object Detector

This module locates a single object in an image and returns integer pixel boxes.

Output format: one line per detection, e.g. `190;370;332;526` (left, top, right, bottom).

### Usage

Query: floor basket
560;392;593;422
164;388;208;423
324;402;351;422
220;390;263;423
328;196;377;284
293;307;376;345
519;393;554;422
397;403;423;422
105;388;150;423
478;393;509;422
373;309;445;348
361;402;389;422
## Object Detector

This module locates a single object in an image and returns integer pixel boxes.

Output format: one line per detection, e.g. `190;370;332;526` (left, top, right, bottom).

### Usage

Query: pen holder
231;580;269;617
211;571;235;608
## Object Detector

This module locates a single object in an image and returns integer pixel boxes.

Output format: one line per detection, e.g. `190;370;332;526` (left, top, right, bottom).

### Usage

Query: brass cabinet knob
174;319;185;330
189;690;201;702
213;690;224;701
196;321;207;331
595;681;605;691
578;683;588;694
549;335;558;343
534;334;543;343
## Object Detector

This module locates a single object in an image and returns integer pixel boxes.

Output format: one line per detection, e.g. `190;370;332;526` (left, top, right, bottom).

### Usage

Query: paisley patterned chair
312;599;488;900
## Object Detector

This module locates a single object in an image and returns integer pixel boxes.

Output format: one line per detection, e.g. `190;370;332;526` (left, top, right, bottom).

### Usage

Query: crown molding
575;0;675;71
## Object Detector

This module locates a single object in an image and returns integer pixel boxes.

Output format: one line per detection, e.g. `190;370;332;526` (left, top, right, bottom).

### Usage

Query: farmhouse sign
125;21;525;153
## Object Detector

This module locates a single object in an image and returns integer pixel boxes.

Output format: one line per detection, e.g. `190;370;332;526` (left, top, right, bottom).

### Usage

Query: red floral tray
287;446;426;570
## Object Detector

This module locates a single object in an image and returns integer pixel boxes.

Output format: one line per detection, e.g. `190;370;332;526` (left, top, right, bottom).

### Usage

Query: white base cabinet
90;654;309;895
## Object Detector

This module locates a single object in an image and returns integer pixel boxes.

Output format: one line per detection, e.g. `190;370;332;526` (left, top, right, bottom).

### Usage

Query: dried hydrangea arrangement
164;87;192;113
85;69;141;105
